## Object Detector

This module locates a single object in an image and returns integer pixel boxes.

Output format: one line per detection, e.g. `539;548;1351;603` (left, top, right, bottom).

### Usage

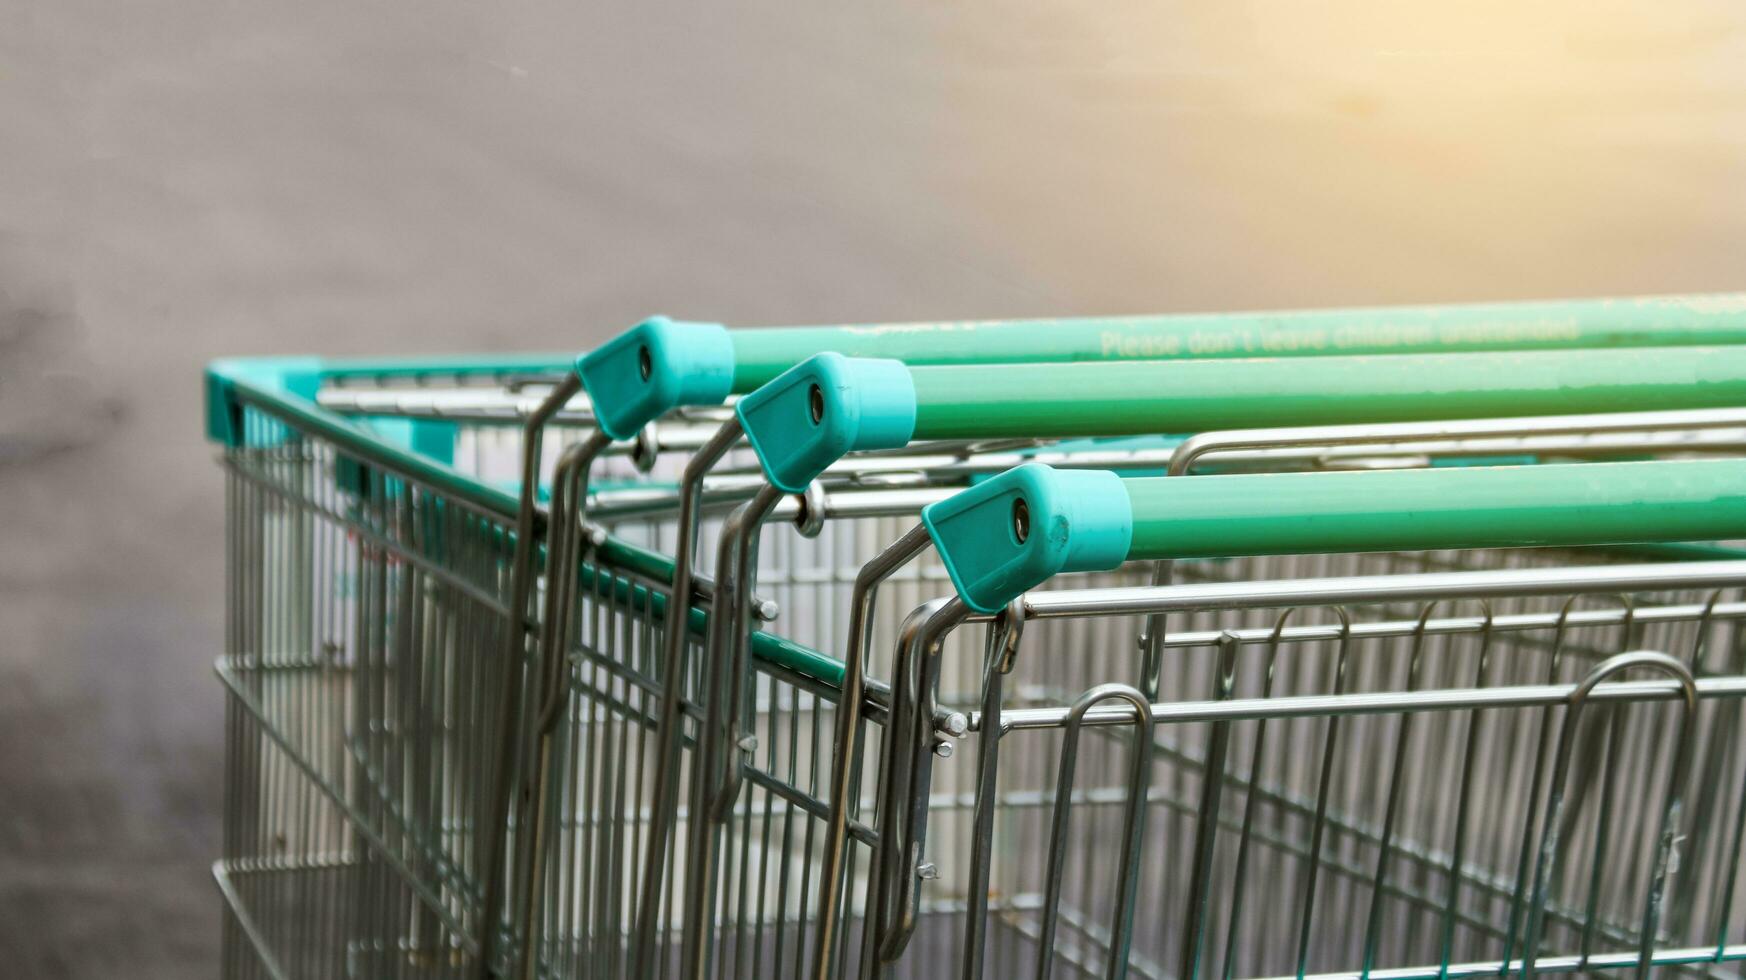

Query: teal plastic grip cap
922;463;1133;614
736;353;918;493
577;316;734;440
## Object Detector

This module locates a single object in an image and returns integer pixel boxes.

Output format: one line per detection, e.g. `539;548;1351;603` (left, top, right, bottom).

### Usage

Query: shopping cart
208;351;836;980
211;354;552;979
205;292;1746;980
509;297;1746;980
657;347;1746;978
824;459;1746;979
597;352;1746;978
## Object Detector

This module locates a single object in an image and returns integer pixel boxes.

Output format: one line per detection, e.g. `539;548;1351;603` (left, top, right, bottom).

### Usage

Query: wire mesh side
896;570;1746;980
218;402;521;978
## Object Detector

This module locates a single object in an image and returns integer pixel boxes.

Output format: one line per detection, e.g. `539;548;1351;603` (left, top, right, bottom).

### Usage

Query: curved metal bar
811;524;934;980
1519;651;1699;980
1706;591;1746;956
1290;609;1355;979
508;433;614;980
859;596;958;978
1182;604;1364;980
509;440;589;980
1034;683;1156;980
1216;612;1290;980
873;597;973;966
1632;659;1702;980
1432;601;1497;975
1676;590;1734;939
707;484;787;821
476;371;580;980
959;602;1025;980
676;483;784;980
629;418;746;976
1500;593;1615;967
866;597;954;971
535;439;610;733
1180;631;1241;980
1356;602;1432;979
1552;594;1637;863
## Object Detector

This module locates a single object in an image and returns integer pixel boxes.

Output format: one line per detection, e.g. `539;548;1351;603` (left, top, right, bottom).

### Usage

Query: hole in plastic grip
922;463;1134;614
736;353;918;494
576;316;734;440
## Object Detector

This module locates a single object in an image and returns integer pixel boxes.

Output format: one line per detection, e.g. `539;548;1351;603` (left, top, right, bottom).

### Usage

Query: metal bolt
793;481;827;539
916;863;938;880
940;712;969;738
993;598;1026;675
637;345;653;380
1012;497;1030;544
933;740;953;759
737;735;758;753
808;383;825;424
631;423;659;472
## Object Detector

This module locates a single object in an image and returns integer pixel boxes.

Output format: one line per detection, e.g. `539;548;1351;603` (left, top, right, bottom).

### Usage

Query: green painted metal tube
924;459;1746;612
905;345;1746;440
573;550;845;685
744;344;1746;509
1123;458;1746;560
727;293;1746;389
240;293;1746;392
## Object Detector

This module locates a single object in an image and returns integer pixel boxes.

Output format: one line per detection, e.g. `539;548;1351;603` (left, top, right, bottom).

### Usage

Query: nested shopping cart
206;293;1746;980
823;459;1746;980
502;297;1746;979
642;345;1746;976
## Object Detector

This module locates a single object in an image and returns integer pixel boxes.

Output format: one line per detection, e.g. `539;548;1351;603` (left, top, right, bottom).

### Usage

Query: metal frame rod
628;418;746;975
476;372;581;980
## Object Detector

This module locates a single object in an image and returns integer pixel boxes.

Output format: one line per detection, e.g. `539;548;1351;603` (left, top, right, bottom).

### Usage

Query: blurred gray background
2;1;1744;975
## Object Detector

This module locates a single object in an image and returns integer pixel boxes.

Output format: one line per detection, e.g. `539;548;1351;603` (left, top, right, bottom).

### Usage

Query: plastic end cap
736;352;918;493
577;316;734;440
921;463;1133;614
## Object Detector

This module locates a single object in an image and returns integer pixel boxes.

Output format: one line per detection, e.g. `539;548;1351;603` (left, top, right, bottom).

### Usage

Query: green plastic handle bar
576;295;1746;440
728;293;1746;388
737;345;1746;492
291;293;1746;388
904;346;1746;439
925;459;1746;613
